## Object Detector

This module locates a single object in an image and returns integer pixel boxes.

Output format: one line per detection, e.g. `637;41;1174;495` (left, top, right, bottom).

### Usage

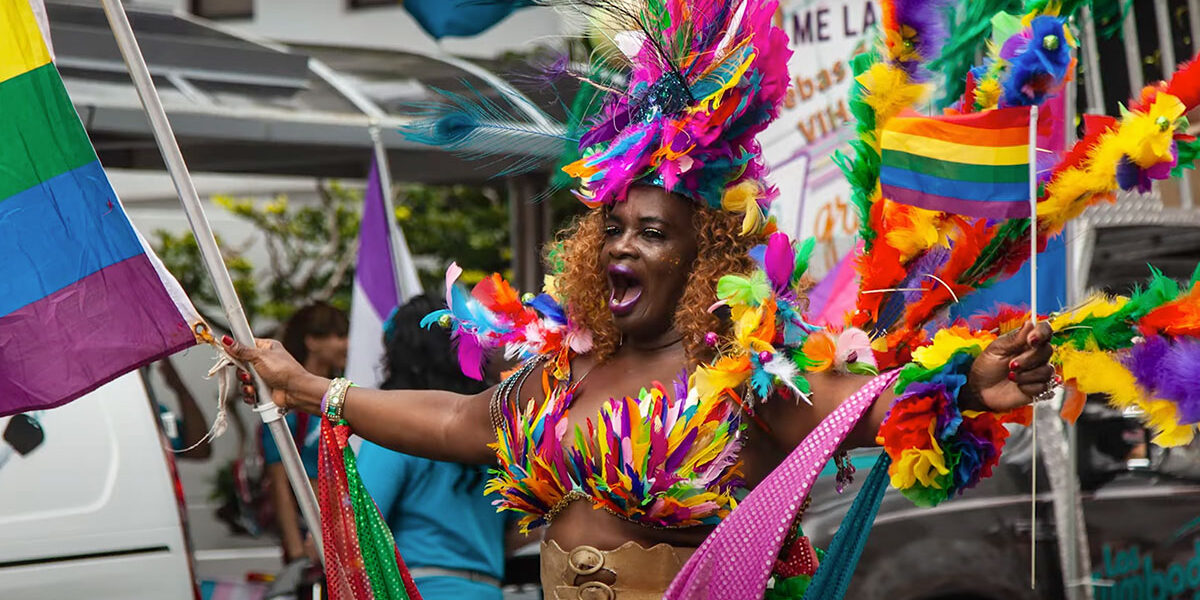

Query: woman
260;301;348;564
228;186;1052;596
226;0;1058;596
356;295;508;599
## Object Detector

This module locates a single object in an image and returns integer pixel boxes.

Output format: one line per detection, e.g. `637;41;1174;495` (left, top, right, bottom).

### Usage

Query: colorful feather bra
400;0;792;235
489;369;745;532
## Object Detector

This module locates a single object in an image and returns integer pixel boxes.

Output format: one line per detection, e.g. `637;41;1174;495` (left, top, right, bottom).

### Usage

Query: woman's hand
965;321;1056;412
223;336;326;413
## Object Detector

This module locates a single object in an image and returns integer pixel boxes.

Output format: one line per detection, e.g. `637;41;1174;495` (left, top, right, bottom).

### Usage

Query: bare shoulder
753;371;881;449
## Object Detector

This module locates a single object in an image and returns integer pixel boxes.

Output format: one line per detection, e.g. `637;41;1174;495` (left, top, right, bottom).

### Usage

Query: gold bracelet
323;377;353;422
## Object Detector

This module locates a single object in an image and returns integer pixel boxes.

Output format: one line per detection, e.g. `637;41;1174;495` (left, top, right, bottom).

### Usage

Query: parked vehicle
802;401;1200;599
0;372;199;599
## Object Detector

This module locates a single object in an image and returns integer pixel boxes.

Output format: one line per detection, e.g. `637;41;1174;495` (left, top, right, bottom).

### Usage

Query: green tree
153;181;361;333
393;182;512;289
153;180;554;332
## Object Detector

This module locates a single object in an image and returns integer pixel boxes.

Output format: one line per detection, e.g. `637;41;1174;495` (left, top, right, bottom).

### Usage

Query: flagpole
1028;103;1039;590
98;0;324;562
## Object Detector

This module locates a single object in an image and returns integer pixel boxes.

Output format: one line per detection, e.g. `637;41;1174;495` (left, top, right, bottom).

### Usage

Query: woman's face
601;186;699;343
305;333;348;375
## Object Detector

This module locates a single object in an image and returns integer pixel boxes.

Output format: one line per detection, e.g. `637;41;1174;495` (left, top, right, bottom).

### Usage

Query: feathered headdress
558;0;791;229
400;0;792;236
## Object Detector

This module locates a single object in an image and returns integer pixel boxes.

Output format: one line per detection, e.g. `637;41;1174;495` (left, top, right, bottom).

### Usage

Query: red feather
1140;286;1200;337
1166;55;1200;111
472;273;523;316
1047;114;1117;183
902;219;988;331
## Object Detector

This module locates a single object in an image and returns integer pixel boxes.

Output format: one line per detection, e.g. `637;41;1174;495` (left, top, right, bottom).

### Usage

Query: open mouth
607;264;644;316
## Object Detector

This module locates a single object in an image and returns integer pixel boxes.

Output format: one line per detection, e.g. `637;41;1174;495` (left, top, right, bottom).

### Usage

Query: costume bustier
486;358;744;533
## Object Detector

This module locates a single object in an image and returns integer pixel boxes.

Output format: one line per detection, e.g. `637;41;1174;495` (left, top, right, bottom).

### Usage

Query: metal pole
1055;69;1095;600
1122;0;1145;93
1191;0;1200;56
1079;6;1106;113
1028;103;1039;590
1153;0;1193;209
98;0;324;562
308;58;421;300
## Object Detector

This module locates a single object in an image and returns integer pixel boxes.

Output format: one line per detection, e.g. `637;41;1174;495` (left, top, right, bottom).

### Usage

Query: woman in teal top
358;295;507;599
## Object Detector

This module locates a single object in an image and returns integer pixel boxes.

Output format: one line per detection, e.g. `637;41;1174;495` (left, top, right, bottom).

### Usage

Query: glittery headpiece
399;0;792;235
558;0;792;234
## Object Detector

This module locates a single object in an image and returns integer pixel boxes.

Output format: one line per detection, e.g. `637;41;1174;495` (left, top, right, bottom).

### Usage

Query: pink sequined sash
663;371;899;599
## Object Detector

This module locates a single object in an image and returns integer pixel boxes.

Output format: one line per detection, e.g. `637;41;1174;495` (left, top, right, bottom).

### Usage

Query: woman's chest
557;355;691;434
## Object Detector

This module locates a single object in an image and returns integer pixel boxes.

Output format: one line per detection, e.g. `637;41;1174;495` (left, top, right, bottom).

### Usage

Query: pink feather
764;233;795;291
453;330;486;381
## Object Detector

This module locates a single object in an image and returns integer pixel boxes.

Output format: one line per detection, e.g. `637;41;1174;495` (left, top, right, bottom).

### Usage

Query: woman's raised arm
758;321;1055;451
225;336;502;465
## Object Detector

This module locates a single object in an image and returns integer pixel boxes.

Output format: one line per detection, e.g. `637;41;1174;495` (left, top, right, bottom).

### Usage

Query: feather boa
838;0;1199;366
422;263;588;380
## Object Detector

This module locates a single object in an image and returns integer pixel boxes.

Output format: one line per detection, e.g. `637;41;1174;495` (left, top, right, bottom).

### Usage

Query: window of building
348;0;394;8
191;0;253;19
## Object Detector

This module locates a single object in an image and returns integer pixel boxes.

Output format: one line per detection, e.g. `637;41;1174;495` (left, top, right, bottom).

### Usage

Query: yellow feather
883;205;952;262
691;357;751;404
1049;295;1128;332
911;328;996;369
857;63;929;148
974;78;1003;111
721;181;766;235
1056;346;1144;410
1142;399;1195;447
1115;94;1186;167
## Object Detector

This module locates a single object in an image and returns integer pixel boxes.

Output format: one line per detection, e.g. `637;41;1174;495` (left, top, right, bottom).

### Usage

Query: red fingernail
1010;361;1020;370
1008;372;1017;381
240;372;251;383
222;335;233;346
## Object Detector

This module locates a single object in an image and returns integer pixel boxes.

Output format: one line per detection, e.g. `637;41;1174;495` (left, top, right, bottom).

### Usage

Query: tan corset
540;540;696;600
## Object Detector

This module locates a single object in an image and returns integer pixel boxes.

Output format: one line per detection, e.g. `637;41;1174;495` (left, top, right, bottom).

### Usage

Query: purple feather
900;246;951;306
665;428;699;473
453;331;487;381
764;233;795;291
999;33;1029;61
891;0;952;79
1155;339;1200;424
509;53;571;88
1126;335;1170;393
1115;156;1153;193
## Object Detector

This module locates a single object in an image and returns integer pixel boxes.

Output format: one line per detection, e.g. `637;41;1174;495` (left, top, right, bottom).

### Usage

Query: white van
0;372;198;600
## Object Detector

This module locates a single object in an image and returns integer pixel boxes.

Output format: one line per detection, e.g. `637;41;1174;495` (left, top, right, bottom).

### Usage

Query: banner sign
763;0;878;279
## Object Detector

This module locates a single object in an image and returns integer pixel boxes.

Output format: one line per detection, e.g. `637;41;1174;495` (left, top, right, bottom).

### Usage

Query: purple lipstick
607;264;643;316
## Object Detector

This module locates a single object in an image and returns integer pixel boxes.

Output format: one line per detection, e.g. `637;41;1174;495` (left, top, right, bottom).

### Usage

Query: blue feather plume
399;83;579;177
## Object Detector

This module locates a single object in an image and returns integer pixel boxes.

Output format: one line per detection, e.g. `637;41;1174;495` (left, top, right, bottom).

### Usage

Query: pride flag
880;106;1034;219
0;0;202;417
344;157;422;389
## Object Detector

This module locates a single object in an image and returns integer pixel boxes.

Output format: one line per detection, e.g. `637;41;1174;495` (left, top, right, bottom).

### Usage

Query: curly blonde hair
549;204;765;364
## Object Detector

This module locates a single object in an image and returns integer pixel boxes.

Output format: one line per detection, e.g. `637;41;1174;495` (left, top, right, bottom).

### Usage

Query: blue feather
528;293;566;324
689;45;754;100
399;83;578;177
420;309;450;329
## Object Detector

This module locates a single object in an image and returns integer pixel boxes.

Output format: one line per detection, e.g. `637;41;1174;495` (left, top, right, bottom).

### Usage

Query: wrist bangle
323;377;353;422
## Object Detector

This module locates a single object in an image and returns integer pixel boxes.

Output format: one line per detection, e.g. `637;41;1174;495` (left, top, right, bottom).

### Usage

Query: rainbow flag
879;106;1034;219
0;0;202;417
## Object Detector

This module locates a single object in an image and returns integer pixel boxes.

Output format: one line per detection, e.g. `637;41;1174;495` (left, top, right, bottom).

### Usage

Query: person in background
261;301;349;564
357;295;508;599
